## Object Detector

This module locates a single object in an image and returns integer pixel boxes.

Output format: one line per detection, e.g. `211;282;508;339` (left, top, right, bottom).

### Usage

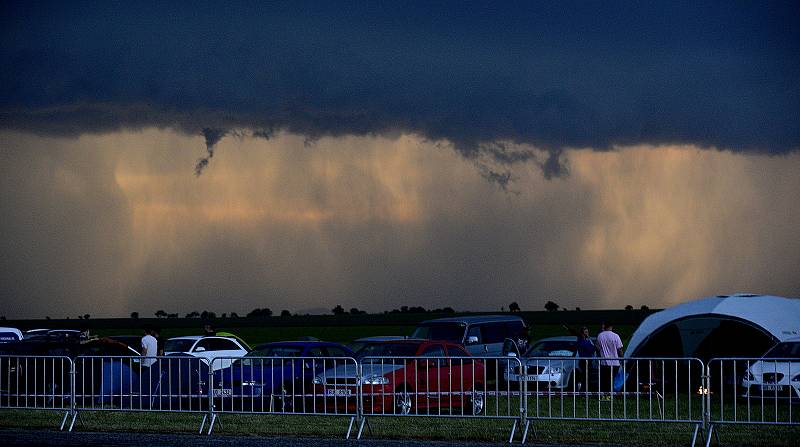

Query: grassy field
1;409;798;446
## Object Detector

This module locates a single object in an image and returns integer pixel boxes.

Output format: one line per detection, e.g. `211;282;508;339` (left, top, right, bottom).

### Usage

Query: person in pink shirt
596;322;623;392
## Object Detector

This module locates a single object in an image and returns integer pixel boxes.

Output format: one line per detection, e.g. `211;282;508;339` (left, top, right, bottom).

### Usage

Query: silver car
504;336;596;391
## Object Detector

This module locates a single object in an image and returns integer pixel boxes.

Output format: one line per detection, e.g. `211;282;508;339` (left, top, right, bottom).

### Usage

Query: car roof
167;335;240;342
418;315;525;325
532;336;580;343
353;336;407;342
253;341;345;349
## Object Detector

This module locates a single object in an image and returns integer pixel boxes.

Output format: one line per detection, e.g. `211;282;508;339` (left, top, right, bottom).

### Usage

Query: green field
1;409;797;446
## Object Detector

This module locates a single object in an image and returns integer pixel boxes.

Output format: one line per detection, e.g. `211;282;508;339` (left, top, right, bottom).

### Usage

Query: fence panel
0;355;73;412
516;357;705;427
210;355;359;417
356;355;523;420
73;355;209;413
707;358;799;426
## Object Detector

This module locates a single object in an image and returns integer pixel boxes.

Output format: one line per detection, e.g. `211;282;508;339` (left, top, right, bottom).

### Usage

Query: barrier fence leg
356;417;368;440
346;416;355;439
520;420;530;445
691;423;700;447
199;414;207;434
704;424;715;447
508;420;518;444
207;413;218;435
59;411;70;431
67;410;78;432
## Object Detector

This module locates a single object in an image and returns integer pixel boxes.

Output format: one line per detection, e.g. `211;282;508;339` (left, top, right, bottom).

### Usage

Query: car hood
321;362;405;380
520;357;577;370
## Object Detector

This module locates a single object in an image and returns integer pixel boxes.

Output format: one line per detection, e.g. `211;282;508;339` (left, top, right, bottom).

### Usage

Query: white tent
625;294;800;359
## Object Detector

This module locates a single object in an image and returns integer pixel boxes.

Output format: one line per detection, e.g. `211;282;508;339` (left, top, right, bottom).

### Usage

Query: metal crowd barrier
705;357;799;446
209;355;359;436
5;353;799;445
0;355;74;429
515;356;706;445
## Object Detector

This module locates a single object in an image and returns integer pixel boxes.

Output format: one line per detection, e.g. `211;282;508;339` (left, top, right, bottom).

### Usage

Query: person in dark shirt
574;326;596;392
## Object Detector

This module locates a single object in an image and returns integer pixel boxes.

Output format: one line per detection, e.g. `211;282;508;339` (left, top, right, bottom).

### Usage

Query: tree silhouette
155;310;167;318
130;312;139;319
509;302;521;312
544;301;559;312
625;305;633;311
230;312;239;318
280;310;292;317
332;305;345;315
83;314;90;320
247;308;272;318
640;305;650;310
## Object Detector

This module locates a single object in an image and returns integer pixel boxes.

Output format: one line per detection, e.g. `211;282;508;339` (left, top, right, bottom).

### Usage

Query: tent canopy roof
625;294;800;357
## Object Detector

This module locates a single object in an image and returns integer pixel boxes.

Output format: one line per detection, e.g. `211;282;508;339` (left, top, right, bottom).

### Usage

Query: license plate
213;389;232;397
326;388;352;396
508;374;539;381
763;385;784;391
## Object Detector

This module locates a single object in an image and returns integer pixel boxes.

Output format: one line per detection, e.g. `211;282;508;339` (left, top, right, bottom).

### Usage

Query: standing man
596;322;623;392
141;326;158;382
574;326;596;391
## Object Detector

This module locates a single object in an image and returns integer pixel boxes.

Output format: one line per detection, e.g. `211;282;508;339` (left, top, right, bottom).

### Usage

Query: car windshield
763;342;800;359
525;340;576;357
164;339;195;353
234;346;304;367
355;343;419;360
410;323;465;343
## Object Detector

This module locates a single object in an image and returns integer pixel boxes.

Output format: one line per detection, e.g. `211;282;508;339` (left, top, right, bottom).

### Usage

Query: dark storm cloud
1;1;799;171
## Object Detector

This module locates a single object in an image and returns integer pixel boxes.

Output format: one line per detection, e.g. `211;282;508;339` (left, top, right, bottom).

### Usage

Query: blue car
212;341;354;412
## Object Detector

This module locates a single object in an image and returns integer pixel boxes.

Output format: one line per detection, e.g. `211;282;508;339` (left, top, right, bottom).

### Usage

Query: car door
418;344;447;411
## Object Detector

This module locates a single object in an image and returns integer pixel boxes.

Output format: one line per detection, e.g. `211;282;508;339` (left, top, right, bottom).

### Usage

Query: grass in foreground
1;409;798;446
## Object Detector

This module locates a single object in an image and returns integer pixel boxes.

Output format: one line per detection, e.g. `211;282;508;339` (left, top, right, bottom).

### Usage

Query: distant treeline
3;308;659;331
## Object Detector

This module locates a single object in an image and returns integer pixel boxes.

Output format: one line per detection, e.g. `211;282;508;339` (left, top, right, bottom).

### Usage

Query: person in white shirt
140;326;158;379
596;323;623;392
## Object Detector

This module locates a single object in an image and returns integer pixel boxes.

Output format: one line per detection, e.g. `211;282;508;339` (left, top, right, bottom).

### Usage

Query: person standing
596;322;623;392
574;326;596;391
140;326;158;379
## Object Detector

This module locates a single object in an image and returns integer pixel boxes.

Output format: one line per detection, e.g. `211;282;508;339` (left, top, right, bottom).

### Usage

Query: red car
313;339;485;415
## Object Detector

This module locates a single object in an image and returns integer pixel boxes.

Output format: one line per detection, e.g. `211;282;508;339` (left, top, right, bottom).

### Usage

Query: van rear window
411;324;465;343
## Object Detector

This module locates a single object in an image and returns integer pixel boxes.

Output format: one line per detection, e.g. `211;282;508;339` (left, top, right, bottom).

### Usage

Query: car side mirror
194;347;206;352
466;336;479;345
506;352;517;358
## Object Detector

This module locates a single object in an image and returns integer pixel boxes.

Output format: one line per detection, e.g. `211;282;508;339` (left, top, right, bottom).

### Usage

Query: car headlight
547;367;562;375
362;375;389;385
241;380;257;386
313;375;323;385
792;374;800;382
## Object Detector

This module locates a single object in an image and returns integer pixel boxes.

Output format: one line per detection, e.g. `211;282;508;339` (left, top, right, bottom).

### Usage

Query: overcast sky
1;2;798;318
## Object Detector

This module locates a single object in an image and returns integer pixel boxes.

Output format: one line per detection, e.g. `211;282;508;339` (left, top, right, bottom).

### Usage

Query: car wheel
395;388;413;415
470;385;485;415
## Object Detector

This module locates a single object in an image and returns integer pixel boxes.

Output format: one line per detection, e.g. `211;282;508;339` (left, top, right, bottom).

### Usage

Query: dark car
213;341;354;412
0;337;139;407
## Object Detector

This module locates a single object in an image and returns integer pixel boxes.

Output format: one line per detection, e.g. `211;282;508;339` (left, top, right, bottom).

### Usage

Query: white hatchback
164;336;249;371
742;337;800;400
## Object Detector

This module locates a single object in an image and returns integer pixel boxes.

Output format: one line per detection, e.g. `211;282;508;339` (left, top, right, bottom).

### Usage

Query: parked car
314;339;485;416
0;337;140;406
347;336;407;354
503;336;597;391
741;337;800;400
164;336;249;370
213;341;354;411
411;315;527;357
0;327;23;343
